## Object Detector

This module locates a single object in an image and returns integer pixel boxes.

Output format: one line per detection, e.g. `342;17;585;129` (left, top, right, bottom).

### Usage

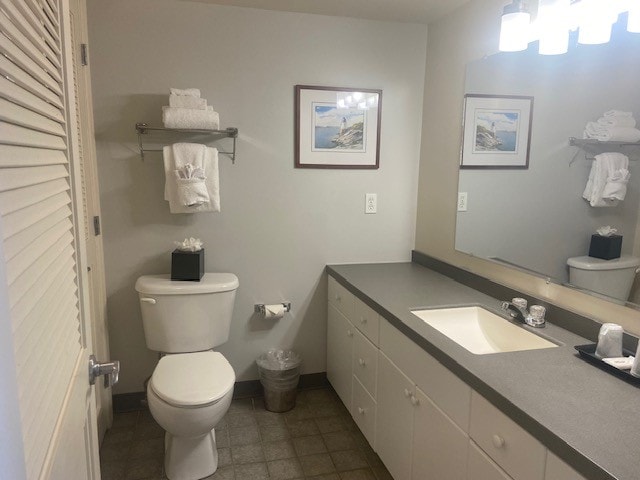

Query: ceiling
183;0;472;24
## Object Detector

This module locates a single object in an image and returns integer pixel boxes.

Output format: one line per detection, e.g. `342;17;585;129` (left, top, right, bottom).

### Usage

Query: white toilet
135;273;239;480
567;255;640;302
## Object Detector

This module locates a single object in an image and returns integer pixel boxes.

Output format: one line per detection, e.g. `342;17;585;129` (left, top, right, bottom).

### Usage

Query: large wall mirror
455;19;640;309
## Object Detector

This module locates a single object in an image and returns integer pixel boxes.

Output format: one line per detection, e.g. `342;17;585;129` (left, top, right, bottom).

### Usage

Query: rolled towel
170;88;201;97
162;106;220;130
604;110;633;118
596;127;640;142
169;94;207;110
597;116;636;128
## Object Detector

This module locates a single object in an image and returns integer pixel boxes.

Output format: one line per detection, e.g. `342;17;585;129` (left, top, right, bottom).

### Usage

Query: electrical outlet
365;193;377;214
457;192;468;212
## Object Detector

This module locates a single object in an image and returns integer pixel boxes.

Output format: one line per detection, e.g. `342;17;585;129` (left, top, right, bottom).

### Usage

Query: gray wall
87;0;427;393
456;31;640;283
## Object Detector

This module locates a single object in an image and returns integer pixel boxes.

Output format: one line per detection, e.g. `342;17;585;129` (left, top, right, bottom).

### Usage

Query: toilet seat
150;351;235;407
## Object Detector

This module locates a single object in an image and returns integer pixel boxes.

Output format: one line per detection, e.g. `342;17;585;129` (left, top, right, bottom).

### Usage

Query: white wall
416;0;640;334
87;0;427;393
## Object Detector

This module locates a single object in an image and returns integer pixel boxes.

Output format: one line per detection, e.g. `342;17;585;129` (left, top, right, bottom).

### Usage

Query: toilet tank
567;256;640;302
135;273;239;353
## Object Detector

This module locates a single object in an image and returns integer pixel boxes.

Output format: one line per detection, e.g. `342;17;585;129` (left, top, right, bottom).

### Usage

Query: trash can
256;349;301;413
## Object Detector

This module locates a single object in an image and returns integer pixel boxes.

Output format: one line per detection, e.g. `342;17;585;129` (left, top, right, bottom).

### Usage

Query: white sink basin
411;306;558;355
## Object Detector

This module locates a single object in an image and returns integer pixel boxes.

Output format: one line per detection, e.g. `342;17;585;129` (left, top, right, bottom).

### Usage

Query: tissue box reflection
171;249;204;281
589;234;622;260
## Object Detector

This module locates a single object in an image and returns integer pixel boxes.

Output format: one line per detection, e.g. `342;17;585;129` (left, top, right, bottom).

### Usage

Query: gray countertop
327;262;640;480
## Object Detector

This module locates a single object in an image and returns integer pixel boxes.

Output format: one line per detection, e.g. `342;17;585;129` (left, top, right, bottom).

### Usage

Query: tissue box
171;249;204;281
589;234;622;260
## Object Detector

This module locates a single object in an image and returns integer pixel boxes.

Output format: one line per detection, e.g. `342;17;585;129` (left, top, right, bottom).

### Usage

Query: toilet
135;273;239;480
567;255;640;302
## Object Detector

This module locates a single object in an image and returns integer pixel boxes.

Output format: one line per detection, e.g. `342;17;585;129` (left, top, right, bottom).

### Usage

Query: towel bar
135;123;238;163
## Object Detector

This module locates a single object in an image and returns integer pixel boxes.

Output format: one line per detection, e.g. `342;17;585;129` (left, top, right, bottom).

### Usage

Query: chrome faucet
501;298;546;328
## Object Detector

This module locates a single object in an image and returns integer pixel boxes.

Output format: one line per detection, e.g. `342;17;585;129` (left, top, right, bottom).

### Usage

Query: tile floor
100;387;393;480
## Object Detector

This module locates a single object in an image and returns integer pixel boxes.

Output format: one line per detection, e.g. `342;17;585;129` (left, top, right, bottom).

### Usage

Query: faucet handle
527;305;546;328
511;297;528;309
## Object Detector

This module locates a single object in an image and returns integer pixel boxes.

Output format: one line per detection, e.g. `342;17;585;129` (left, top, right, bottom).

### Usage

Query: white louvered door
0;0;100;479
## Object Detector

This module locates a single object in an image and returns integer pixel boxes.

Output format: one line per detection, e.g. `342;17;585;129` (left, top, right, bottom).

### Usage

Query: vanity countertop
327;262;640;480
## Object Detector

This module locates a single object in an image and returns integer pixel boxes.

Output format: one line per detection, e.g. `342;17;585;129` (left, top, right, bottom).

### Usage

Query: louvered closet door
0;0;99;478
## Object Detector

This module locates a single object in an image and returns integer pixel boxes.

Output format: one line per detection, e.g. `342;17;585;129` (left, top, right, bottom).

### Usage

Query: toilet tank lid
567;255;640;270
135;273;239;295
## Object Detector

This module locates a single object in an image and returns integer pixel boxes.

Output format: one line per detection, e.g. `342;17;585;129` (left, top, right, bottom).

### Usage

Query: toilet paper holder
255;302;291;315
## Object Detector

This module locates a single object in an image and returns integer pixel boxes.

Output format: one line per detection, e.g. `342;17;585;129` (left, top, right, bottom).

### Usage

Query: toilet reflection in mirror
455;17;640;308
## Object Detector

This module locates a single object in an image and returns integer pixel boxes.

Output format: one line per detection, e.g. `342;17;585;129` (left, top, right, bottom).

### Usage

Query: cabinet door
352;328;378;398
352;376;377;449
376;352;415;480
327;304;354;408
467;441;513;480
412;387;468;480
545;452;586;480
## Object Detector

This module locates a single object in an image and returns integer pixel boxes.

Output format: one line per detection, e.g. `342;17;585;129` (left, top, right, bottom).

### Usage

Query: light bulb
629;1;640;33
499;9;531;51
577;0;617;44
537;0;570;55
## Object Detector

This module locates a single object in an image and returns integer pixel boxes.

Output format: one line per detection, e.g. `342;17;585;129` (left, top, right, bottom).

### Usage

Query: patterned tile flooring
100;387;393;480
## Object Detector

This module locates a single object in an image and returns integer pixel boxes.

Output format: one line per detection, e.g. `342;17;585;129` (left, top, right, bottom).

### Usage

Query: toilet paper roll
264;304;285;319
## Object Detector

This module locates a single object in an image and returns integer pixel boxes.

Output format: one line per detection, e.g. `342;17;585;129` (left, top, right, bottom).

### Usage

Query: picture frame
460;94;534;169
294;85;382;169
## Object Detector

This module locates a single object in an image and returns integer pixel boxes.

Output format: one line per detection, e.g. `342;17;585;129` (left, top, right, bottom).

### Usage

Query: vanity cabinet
326;274;592;480
545;452;587;480
327;277;380;448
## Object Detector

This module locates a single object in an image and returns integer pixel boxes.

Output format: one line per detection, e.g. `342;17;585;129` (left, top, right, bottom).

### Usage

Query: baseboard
113;372;329;413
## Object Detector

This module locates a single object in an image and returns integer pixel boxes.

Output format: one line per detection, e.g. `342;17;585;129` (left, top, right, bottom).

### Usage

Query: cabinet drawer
353;297;380;345
380;318;471;431
468;440;513;480
470;392;545;480
545;452;586;480
352;376;376;449
328;276;355;320
352;329;378;398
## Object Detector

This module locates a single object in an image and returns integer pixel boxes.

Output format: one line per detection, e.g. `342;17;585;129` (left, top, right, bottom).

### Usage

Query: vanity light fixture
498;0;638;54
538;0;570;54
499;0;531;52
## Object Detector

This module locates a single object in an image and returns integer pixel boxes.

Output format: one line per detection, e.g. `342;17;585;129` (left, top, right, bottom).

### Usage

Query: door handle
89;355;120;388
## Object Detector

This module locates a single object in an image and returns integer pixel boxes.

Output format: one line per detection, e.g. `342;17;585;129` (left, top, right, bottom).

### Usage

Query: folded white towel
584;122;640;142
597;116;636;128
170;88;201;97
162;106;220;130
169;94;207;110
163;145;220;213
604;110;633;118
583;152;630;207
174;163;209;207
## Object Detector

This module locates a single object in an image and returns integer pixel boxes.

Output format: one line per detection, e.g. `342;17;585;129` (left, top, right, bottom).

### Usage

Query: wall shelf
135;123;239;163
569;137;640;162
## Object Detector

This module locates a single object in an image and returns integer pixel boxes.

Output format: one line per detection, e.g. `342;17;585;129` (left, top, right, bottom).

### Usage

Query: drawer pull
358;358;366;367
347;329;354;337
360;316;367;324
358;407;365;415
410;395;420;406
403;388;412;398
492;434;505;449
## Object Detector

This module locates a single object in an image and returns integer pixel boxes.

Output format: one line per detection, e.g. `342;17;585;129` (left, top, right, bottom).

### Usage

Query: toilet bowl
147;351;235;480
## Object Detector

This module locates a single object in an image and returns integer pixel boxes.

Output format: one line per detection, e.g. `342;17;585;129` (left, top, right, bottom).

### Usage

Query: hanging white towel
601;153;630;201
162;106;220;130
163;145;220;213
169;88;201;97
169;94;208;110
583;152;629;207
174;163;209;207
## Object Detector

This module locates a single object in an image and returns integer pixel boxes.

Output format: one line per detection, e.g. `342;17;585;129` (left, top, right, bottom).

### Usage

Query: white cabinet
352;328;377;396
545;452;587;480
376;352;415;480
469;392;545;480
352;376;377;447
327;303;354;409
412;387;468;480
468;440;514;480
